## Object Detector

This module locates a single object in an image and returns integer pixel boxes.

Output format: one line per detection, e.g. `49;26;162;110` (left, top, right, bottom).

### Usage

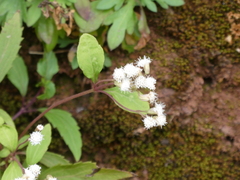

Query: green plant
0;13;166;179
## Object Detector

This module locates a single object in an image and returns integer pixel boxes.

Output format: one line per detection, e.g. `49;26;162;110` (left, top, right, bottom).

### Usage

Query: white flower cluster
112;56;167;129
29;124;44;145
15;164;41;180
113;56;156;92
15;164;58;180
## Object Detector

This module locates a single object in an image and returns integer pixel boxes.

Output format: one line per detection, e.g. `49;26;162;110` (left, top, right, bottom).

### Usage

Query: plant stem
19;89;94;139
12;88;43;120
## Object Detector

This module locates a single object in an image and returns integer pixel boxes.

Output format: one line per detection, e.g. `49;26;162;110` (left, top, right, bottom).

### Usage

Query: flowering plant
0;32;166;180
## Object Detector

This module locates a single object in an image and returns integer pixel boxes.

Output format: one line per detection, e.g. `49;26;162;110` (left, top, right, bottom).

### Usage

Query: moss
77;96;240;179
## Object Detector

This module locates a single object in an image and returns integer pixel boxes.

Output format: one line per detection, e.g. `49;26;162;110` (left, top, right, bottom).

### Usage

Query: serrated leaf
163;0;184;6
0;12;23;82
26;124;52;165
104;87;150;114
40;151;70;167
1;161;22;180
77;33;104;82
88;168;133;180
7;56;29;96
0;0;27;25
74;1;112;33
39;162;97;180
39;109;82;161
107;0;135;50
37;80;56;100
0;109;15;127
0;125;18;152
37;51;59;80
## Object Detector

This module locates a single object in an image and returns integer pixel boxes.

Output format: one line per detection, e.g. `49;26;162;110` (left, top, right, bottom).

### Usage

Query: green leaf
37;80;56;100
0;116;4;126
107;0;136;50
70;55;79;70
39;109;82;161
37;51;59;80
104;53;112;68
0;12;23;83
7;56;29;96
0;109;15;127
88;168;133;180
74;0;91;20
36;16;56;44
163;0;184;6
39;162;97;180
104;87;150;114
18;135;29;150
40;151;70;167
0;125;18;152
0;148;10;158
0;0;27;25
74;1;112;33
96;0;119;10
26;124;52;165
77;33;104;82
155;0;168;9
144;0;157;12
26;0;42;26
1;161;22;180
138;7;150;34
114;0;125;11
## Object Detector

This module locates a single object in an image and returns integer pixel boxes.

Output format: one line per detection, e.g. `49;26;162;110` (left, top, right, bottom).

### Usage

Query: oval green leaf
164;0;185;6
39;162;97;180
0;109;15;127
40;151;70;168
104;87;150;114
77;33;104;82
1;161;22;180
26;124;52;165
0;125;18;152
37;51;59;80
7;56;29;97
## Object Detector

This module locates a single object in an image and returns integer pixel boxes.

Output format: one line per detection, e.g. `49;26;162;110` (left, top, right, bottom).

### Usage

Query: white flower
155;114;167;128
123;63;141;78
139;91;158;104
145;76;156;90
142;116;157;129
29;131;44;145
152;102;165;116
14;178;25;180
28;164;41;177
134;75;146;88
46;175;58;180
36;124;44;131
136;56;152;74
23;169;35;180
49;177;58;180
113;67;125;82
120;78;131;92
